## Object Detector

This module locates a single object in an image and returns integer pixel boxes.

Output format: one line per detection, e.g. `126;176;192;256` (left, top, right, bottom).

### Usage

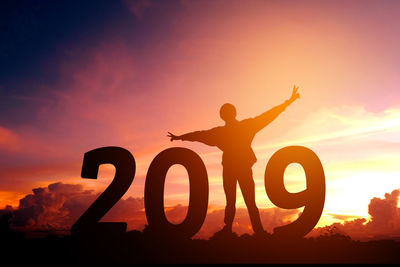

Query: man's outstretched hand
289;85;300;103
167;132;180;142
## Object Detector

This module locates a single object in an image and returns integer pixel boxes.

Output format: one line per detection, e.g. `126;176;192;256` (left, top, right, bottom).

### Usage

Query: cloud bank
5;182;400;240
10;182;146;231
6;182;298;238
311;189;400;240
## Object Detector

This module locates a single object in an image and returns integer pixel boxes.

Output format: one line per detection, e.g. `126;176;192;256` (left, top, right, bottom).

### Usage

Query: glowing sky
1;0;400;231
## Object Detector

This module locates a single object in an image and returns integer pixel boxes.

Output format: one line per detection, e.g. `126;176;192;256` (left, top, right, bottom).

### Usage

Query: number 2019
71;146;325;239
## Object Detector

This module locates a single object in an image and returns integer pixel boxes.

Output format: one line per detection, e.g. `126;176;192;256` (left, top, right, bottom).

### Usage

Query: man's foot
253;229;272;239
220;225;233;233
211;225;236;240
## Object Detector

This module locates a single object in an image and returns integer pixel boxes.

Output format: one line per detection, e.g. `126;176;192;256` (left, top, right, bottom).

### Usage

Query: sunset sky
1;0;400;239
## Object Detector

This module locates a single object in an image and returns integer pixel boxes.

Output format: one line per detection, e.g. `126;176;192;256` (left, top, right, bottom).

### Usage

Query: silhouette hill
1;213;400;264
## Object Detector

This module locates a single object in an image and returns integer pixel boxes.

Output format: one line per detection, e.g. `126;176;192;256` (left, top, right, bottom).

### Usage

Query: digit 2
71;146;136;237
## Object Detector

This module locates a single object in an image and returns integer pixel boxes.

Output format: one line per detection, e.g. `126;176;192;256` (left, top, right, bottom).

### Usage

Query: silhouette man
168;86;300;235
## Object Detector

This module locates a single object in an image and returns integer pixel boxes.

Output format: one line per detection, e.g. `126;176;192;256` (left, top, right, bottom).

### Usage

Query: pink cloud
121;0;157;19
0;126;19;151
0;39;171;193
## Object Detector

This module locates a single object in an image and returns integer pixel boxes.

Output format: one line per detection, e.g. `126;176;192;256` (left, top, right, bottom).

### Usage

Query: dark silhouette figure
168;86;300;235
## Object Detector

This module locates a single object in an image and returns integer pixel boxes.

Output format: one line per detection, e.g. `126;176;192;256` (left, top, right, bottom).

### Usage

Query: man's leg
222;166;237;231
237;167;265;234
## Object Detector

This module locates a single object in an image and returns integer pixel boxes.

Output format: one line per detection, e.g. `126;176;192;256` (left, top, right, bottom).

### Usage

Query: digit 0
265;146;325;238
145;147;209;239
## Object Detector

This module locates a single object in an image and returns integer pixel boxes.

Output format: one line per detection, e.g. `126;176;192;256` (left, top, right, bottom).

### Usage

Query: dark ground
1;214;400;264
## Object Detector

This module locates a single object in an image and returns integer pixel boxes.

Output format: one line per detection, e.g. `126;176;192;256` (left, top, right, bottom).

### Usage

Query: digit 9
265;146;325;238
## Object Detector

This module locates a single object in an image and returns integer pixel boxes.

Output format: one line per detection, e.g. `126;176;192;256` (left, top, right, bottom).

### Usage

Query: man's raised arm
250;85;300;133
167;128;219;147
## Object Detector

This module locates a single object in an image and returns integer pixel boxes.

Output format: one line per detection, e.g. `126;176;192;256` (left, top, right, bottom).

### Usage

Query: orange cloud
0;191;26;209
310;189;400;241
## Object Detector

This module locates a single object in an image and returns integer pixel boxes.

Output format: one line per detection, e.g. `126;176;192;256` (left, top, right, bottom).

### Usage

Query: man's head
220;103;237;123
